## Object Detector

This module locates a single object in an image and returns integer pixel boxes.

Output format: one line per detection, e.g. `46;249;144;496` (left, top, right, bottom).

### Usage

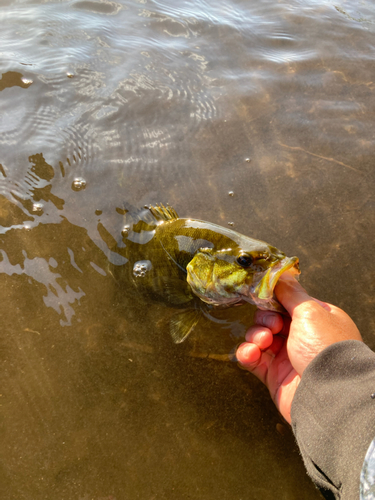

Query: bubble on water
67;72;75;78
245;158;251;163
21;77;33;85
31;202;43;213
133;260;152;278
121;225;130;237
72;177;86;191
228;191;234;197
228;222;234;226
371;393;375;399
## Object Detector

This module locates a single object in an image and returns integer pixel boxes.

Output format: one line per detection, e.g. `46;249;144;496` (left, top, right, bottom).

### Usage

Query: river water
1;0;374;498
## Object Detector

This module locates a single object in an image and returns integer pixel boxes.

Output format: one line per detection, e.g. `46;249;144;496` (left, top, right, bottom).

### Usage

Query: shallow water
1;0;375;498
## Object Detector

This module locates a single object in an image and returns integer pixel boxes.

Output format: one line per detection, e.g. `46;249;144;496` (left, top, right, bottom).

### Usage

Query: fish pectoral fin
152;277;193;305
170;308;201;344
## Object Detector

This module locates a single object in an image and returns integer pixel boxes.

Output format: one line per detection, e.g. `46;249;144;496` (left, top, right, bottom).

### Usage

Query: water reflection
1;0;375;498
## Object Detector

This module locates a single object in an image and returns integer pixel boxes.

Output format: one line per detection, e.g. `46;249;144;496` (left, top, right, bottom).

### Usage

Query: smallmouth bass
116;204;300;343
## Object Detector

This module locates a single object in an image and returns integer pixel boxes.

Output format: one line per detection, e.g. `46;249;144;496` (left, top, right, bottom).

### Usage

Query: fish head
186;235;300;313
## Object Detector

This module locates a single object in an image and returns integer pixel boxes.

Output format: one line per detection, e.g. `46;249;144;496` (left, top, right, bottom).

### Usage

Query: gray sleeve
291;340;375;500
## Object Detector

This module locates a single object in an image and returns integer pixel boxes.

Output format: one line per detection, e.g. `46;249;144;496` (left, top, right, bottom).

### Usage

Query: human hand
236;274;362;423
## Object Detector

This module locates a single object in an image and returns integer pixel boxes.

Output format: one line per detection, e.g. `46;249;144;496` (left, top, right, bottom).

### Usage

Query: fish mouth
247;256;300;313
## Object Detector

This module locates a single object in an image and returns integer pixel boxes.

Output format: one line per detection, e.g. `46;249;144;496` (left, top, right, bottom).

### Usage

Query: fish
116;204;300;344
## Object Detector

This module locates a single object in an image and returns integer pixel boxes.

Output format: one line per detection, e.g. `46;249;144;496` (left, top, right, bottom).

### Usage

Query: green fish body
117;204;300;343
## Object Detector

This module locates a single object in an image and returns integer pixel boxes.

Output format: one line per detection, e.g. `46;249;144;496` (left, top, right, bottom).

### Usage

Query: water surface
1;0;375;498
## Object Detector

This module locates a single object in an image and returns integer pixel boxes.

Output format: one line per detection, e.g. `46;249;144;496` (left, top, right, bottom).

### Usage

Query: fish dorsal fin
170;308;201;343
149;203;179;222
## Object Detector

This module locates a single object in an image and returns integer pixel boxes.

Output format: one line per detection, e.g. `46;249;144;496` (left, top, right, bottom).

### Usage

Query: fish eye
236;254;253;268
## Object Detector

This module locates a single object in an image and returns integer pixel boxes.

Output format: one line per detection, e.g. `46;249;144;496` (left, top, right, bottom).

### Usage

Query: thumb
275;274;314;316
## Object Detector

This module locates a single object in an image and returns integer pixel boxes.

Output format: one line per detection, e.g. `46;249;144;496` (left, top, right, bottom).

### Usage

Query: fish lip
267;256;300;295
248;256;300;308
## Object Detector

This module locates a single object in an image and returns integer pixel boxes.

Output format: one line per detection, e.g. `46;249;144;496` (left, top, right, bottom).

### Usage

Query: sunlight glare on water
0;0;374;498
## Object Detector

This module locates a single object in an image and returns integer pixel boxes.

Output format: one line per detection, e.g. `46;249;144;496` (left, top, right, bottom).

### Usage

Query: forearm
291;340;375;499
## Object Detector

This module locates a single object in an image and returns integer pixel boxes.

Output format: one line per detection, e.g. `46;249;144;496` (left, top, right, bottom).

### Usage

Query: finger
278;314;291;338
236;342;271;385
236;342;262;367
236;336;286;387
263;333;285;358
254;309;284;333
245;326;274;350
275;273;315;315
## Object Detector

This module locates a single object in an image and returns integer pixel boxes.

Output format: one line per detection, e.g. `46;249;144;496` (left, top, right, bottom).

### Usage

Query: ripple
1;0;223;197
258;47;317;64
101;52;218;187
0;99;61;153
72;0;122;16
58;116;97;177
139;8;192;39
0;152;64;234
